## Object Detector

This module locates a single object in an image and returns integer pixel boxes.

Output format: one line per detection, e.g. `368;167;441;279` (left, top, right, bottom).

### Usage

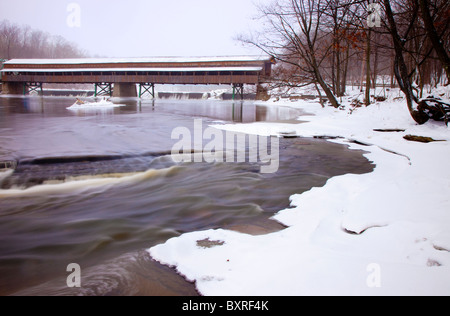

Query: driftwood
403;134;446;143
373;129;406;132
417;98;450;126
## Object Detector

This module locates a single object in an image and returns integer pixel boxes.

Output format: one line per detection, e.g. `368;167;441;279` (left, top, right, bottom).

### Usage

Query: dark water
0;96;373;296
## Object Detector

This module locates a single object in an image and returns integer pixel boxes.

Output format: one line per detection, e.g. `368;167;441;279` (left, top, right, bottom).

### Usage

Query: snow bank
149;91;450;296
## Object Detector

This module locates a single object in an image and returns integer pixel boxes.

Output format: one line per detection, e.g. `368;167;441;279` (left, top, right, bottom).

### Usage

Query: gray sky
0;0;269;58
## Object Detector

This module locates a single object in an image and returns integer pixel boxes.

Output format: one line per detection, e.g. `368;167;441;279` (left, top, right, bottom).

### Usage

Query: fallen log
417;98;450;126
403;134;446;143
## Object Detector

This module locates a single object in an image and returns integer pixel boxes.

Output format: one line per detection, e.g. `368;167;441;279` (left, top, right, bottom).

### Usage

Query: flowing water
0;96;374;296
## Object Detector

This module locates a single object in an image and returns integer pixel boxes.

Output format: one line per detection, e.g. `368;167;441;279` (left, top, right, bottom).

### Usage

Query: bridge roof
1;67;263;73
3;56;273;65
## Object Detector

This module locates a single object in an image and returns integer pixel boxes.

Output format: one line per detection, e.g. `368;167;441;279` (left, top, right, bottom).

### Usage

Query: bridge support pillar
255;84;270;101
94;83;113;97
139;83;155;99
24;82;43;95
1;82;23;95
232;83;244;101
112;83;137;98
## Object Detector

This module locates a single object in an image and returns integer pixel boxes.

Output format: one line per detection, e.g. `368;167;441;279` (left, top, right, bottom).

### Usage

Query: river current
0;96;373;296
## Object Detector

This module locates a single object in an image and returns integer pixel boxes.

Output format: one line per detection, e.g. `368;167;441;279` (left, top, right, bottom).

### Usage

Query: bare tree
382;0;449;124
239;0;448;123
0;19;86;60
418;0;450;82
240;0;341;108
321;0;365;97
0;20;21;59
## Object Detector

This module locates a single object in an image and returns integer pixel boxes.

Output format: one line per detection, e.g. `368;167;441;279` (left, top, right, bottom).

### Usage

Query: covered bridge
0;56;275;98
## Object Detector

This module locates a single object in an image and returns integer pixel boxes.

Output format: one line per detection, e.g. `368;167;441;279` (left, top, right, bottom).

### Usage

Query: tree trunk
319;77;340;108
372;41;379;90
390;49;396;88
383;0;429;124
418;0;450;82
336;49;342;96
331;49;337;95
310;47;340;108
365;28;372;106
341;45;350;95
315;82;325;108
314;63;340;108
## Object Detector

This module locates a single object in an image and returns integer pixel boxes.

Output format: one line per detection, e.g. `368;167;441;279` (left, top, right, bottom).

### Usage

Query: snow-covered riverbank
149;91;450;296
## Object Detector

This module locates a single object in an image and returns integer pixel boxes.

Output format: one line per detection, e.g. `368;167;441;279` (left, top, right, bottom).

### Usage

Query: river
0;96;373;296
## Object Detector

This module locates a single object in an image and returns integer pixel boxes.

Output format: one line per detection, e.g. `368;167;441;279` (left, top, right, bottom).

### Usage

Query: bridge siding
2;59;272;70
2;73;261;85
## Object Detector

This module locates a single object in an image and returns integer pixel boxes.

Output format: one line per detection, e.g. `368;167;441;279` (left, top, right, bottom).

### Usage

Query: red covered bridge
0;56;275;99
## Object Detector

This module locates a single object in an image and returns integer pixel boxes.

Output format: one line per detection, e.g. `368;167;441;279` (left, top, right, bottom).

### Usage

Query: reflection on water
0;96;373;296
0;97;300;122
0;97;302;162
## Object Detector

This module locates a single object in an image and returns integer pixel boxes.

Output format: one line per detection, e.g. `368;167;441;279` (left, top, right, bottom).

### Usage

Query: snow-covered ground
149;86;450;296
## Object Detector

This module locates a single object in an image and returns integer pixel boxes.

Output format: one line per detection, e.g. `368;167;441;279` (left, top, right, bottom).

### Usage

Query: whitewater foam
0;167;176;198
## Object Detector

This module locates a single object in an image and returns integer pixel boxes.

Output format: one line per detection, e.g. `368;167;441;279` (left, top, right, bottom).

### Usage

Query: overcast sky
0;0;270;58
